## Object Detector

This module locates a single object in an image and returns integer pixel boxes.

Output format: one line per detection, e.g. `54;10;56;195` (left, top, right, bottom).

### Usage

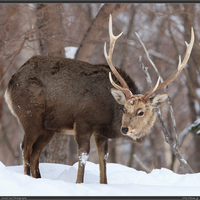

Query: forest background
0;3;200;175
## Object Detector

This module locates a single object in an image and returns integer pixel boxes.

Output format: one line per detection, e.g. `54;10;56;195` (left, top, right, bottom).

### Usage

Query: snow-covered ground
0;161;200;196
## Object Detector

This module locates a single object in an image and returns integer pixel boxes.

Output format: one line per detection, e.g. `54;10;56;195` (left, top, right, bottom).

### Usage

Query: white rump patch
4;89;17;117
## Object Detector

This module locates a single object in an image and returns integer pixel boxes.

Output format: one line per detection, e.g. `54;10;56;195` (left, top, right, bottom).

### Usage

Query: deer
4;14;194;184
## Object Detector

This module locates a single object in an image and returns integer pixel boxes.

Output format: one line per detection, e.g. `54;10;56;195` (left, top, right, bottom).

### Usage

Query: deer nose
121;127;128;134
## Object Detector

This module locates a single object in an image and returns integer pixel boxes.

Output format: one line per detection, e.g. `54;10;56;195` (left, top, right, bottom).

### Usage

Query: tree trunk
183;4;200;172
75;3;128;62
36;3;70;164
0;4;39;166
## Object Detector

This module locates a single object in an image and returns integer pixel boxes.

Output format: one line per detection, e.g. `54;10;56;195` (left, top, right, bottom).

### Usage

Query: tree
75;3;128;62
1;3;199;174
182;4;200;172
35;4;70;164
0;4;39;165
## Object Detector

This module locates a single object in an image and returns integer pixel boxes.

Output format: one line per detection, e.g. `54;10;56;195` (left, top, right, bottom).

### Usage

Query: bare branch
133;154;151;173
135;32;164;83
148;49;176;65
178;123;191;147
75;3;128;61
139;56;153;89
0;37;26;87
139;55;194;174
136;31;180;148
166;4;179;59
184;68;200;105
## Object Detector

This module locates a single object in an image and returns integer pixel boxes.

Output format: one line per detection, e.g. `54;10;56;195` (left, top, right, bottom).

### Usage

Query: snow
79;152;89;165
188;118;200;133
195;88;200;115
64;46;78;59
104;152;109;161
1;161;200;196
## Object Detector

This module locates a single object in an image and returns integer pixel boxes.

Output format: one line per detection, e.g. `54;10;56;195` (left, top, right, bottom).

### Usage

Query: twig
139;56;153;89
0;37;26;87
140;56;193;173
136;32;179;148
135;32;163;83
178;123;191;147
184;69;200;105
148;49;176;65
2;124;19;158
166;4;179;59
133;154;151;173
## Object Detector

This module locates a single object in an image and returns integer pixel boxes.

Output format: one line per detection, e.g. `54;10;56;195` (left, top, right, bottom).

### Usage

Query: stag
5;15;194;184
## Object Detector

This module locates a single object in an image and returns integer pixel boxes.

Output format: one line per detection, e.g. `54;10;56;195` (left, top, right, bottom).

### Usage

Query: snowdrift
0;161;200;196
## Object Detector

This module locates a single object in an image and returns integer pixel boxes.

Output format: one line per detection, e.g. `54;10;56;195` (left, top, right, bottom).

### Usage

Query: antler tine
108;72;133;96
141;27;194;102
140;77;161;102
104;14;133;99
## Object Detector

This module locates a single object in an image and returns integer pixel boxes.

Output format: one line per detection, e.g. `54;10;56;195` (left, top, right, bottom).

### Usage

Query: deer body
5;15;194;184
5;55;139;183
6;56;138;137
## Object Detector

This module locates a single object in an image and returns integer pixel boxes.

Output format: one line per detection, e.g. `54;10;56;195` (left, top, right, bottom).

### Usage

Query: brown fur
5;55;167;184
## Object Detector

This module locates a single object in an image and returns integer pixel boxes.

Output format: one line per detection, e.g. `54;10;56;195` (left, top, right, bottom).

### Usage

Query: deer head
104;14;194;141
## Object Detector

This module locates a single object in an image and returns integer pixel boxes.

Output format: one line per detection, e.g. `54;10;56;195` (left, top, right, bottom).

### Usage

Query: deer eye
137;110;144;116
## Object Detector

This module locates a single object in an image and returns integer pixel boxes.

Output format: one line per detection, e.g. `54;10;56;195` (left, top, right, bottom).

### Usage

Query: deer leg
76;150;89;183
74;123;92;183
21;132;38;176
94;134;108;184
20;109;45;177
30;131;55;178
21;140;31;176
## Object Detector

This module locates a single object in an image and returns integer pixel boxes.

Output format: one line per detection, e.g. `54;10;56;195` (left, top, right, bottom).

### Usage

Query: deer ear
151;94;168;108
110;88;126;105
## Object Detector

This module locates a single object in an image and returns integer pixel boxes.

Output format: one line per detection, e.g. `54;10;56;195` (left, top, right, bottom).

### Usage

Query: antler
104;14;133;99
141;27;195;102
105;15;194;104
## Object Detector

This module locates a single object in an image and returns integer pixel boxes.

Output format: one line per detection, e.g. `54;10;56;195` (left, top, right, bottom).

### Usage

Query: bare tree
182;4;200;172
0;4;39;165
35;4;70;164
75;3;128;62
1;3;200;174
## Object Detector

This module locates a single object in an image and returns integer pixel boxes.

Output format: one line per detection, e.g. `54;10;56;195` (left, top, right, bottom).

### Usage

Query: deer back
6;55;139;139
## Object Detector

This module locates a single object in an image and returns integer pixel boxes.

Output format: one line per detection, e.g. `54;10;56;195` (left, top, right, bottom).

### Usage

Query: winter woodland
1;3;200;177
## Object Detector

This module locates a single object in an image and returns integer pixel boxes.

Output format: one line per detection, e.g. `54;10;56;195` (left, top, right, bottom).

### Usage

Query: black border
0;197;197;200
0;0;200;3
